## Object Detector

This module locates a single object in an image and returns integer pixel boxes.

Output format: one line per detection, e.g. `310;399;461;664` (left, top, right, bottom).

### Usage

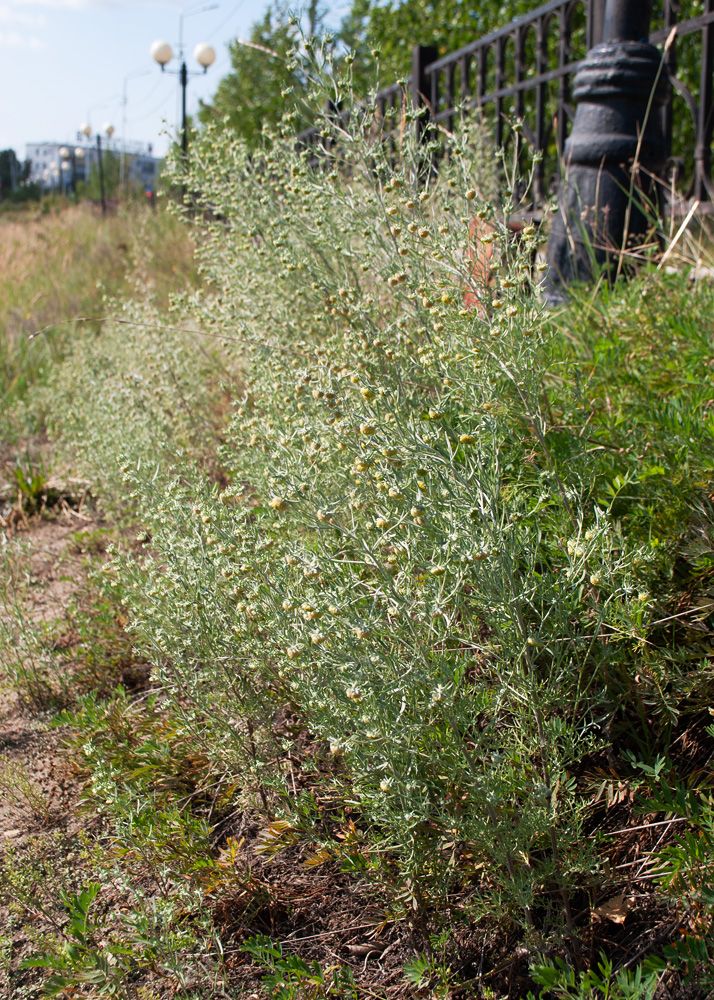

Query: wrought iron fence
298;0;714;211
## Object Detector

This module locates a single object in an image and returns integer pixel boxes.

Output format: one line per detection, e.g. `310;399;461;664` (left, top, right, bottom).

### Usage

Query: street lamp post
75;147;85;183
150;37;216;159
81;122;115;214
59;147;72;195
74;146;86;190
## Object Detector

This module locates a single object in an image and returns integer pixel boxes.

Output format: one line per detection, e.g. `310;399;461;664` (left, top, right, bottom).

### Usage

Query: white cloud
6;0;183;7
0;4;46;26
0;28;48;48
6;0;88;7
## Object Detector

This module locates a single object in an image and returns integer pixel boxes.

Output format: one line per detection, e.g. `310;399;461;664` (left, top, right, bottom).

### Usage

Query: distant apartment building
25;139;162;193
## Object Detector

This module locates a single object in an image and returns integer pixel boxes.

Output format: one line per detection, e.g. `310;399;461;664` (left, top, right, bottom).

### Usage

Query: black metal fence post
411;45;438;141
544;0;671;303
693;0;714;201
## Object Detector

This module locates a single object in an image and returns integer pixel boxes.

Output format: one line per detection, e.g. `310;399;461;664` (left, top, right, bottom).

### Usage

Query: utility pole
121;69;151;194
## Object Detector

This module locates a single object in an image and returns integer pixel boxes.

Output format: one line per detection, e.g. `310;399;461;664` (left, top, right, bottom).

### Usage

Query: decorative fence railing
298;0;714;212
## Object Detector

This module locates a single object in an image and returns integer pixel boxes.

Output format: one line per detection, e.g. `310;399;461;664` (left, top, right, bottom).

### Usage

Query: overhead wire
205;0;248;41
129;83;176;125
125;75;165;113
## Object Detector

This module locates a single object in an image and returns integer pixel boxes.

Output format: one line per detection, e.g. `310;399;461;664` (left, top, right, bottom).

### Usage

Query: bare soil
0;503;102;996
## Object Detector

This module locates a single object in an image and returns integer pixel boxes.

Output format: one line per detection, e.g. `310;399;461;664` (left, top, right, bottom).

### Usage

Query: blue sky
0;0;345;160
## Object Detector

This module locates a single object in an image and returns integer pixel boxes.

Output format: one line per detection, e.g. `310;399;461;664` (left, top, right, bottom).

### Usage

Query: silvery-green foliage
40;298;232;500
94;86;662;928
38;60;666;935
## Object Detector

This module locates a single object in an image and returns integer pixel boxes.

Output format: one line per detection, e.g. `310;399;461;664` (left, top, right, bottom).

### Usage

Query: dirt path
0;506;104;995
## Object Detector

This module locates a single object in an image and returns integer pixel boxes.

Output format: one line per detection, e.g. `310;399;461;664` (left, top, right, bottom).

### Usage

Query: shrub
112;95;666;935
36;57;714;988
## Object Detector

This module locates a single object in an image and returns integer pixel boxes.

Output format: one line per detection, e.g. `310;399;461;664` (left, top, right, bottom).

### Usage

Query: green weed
241;934;359;999
529;954;659;999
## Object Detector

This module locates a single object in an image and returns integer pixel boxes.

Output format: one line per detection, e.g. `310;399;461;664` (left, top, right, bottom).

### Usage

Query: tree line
198;0;536;148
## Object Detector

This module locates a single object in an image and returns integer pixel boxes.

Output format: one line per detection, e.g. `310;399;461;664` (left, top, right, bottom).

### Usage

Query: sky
0;0;345;161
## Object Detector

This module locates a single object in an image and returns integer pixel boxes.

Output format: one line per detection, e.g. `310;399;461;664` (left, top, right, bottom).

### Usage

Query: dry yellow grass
0;201;199;433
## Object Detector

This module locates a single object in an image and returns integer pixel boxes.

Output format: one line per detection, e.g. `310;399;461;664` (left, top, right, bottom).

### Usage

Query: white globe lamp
151;39;173;68
194;42;216;70
80;122;92;138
